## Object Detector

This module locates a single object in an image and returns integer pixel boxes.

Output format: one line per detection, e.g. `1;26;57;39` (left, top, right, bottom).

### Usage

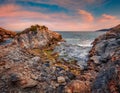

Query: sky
0;0;120;31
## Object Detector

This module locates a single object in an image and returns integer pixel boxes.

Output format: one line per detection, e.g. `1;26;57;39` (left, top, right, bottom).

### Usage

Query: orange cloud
0;4;51;19
99;14;116;22
79;9;94;22
0;4;120;31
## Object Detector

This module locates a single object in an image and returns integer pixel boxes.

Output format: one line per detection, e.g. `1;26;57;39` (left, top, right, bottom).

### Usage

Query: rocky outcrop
0;25;79;93
0;27;16;42
0;24;120;93
65;24;120;93
89;24;120;93
15;25;63;49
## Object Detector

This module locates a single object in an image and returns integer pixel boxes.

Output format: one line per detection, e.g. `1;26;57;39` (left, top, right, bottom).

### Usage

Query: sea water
57;31;105;68
58;31;105;47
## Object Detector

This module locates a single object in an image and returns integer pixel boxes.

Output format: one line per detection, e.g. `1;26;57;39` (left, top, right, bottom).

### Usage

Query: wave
65;38;93;47
77;40;93;47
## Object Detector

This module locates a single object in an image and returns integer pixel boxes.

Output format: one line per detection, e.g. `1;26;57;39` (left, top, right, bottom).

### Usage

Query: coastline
0;24;120;93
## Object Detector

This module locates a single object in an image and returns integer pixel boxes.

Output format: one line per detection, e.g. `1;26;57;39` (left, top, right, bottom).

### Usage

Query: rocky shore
64;24;120;93
0;24;120;93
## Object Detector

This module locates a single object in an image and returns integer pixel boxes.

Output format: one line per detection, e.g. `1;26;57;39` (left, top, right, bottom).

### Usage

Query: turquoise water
58;31;105;47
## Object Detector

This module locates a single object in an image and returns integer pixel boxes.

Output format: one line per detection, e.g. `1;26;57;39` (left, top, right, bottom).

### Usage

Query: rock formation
15;25;62;49
89;24;120;93
0;25;78;93
0;27;16;42
0;24;120;93
64;24;120;93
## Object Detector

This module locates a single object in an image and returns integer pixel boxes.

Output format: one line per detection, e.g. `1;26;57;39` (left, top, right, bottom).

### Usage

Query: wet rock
54;42;90;70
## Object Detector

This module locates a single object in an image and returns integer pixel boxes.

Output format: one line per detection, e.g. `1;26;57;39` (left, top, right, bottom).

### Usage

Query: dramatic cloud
0;0;109;13
0;0;120;31
79;10;94;22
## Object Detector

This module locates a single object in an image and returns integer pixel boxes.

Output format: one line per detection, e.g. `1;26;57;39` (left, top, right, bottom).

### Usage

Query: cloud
1;0;108;12
0;4;71;20
78;10;94;22
0;3;120;31
0;4;75;31
99;14;117;22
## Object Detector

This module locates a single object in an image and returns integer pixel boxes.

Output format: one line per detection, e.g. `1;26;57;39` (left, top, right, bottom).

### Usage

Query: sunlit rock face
0;27;16;42
0;25;76;93
14;25;63;49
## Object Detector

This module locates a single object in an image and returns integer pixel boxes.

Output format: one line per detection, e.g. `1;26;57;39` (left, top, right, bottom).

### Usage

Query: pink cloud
99;14;117;22
78;9;94;22
0;4;51;19
0;4;120;31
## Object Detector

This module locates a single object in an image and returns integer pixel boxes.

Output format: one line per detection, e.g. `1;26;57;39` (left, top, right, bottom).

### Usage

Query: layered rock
0;27;16;42
15;25;62;49
89;24;120;93
64;24;120;93
0;25;78;93
0;24;120;93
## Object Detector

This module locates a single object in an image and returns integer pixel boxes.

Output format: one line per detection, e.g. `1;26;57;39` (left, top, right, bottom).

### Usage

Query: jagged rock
14;24;63;49
0;27;16;42
64;24;120;93
88;24;120;93
0;25;77;93
0;24;120;93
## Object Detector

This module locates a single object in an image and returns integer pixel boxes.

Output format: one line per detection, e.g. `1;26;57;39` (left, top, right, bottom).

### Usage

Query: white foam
77;40;93;47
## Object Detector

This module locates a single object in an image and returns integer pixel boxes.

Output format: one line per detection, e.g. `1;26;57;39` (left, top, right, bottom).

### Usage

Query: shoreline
0;24;120;93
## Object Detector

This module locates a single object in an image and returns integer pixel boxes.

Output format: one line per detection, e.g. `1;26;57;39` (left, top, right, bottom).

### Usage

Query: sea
56;31;105;68
58;31;105;47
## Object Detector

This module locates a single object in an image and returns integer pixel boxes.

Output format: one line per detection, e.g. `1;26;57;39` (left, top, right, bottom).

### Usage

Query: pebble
57;76;66;83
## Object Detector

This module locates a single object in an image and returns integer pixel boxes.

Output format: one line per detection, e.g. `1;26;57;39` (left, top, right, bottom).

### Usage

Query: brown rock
20;78;38;88
0;27;16;42
64;80;90;93
57;76;66;83
15;24;63;49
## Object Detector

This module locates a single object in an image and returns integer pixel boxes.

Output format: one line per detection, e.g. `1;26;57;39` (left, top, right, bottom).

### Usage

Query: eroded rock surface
65;24;120;93
0;24;120;93
0;25;78;93
15;25;62;49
